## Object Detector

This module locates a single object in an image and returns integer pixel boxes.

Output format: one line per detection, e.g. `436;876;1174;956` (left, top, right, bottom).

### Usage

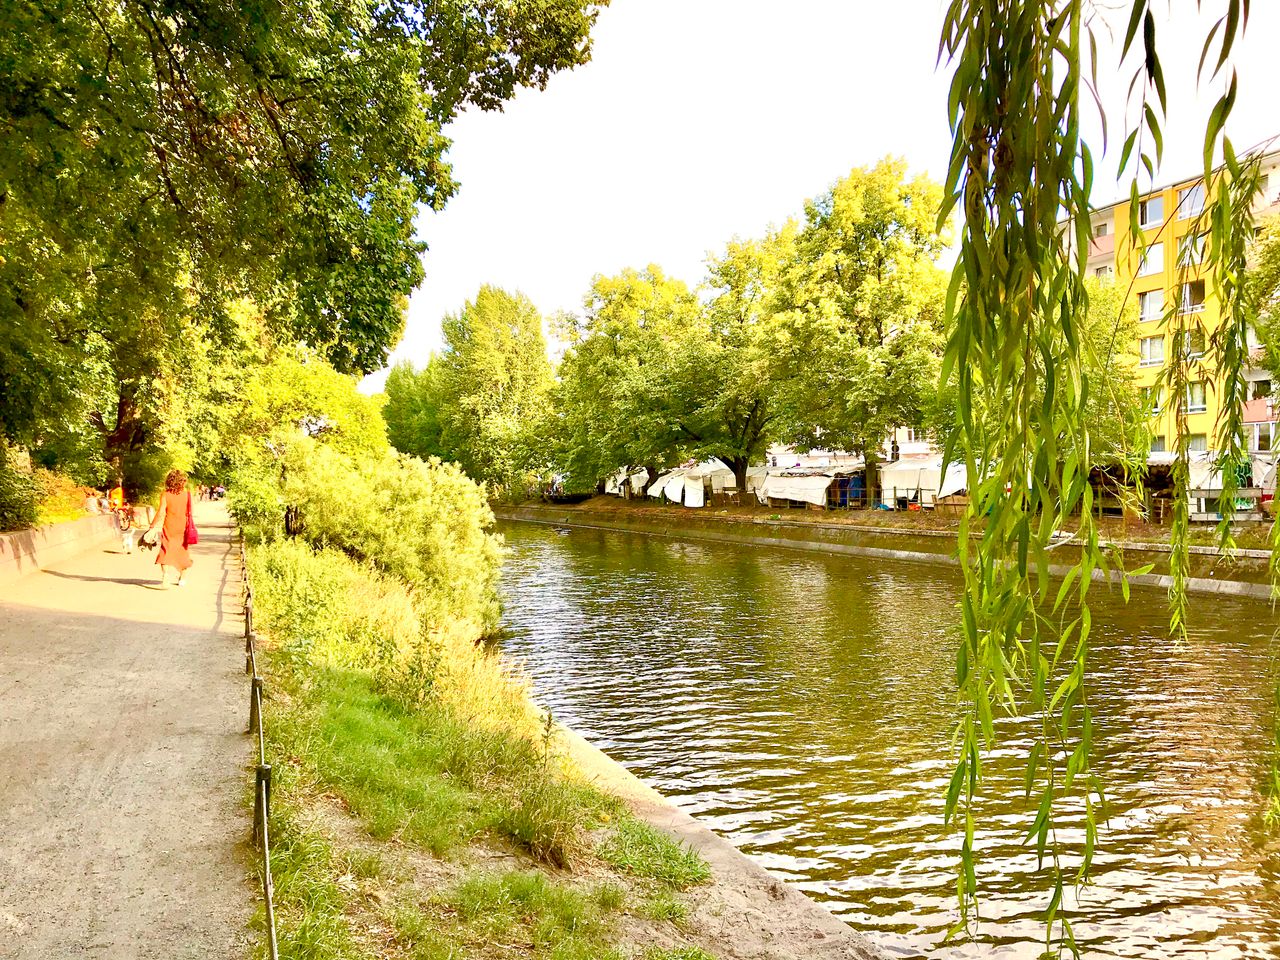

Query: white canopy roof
758;473;834;506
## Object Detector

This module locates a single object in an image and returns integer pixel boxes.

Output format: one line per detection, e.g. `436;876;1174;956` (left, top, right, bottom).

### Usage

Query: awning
759;473;834;506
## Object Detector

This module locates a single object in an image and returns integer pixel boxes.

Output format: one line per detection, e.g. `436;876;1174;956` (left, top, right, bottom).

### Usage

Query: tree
386;287;554;488
937;2;1261;950
697;227;798;490
552;266;705;489
383;359;450;463
772;159;949;500
1250;215;1280;379
0;0;605;482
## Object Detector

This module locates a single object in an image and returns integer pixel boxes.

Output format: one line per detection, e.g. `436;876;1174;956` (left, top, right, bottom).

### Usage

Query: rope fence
241;538;279;960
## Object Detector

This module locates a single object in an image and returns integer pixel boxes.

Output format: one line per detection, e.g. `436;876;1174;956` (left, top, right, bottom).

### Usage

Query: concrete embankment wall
0;513;118;591
559;726;885;960
495;504;1275;601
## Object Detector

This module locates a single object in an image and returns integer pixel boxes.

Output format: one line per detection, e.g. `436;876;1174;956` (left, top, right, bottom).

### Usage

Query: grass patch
597;818;710;889
271;664;617;866
640;890;688;923
444;870;625;959
644;949;717;960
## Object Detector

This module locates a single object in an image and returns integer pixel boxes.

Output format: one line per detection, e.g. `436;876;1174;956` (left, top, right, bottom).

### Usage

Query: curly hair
164;469;188;493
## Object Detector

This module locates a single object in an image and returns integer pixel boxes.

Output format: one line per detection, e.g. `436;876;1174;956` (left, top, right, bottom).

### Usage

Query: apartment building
1086;149;1280;461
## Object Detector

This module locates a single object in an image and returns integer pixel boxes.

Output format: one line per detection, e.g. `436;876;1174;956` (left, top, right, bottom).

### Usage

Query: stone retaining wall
0;513;118;592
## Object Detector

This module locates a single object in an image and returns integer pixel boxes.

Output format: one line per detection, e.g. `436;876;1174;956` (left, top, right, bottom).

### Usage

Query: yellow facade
1089;153;1280;457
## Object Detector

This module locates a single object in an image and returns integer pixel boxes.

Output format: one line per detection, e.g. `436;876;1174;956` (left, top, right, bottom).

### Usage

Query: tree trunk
730;456;749;495
864;452;881;509
101;389;148;465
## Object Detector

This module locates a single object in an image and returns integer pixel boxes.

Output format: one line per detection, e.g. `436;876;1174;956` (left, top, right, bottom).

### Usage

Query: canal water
496;520;1280;959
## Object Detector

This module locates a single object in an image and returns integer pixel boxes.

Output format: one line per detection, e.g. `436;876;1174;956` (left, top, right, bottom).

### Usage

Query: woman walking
145;469;195;587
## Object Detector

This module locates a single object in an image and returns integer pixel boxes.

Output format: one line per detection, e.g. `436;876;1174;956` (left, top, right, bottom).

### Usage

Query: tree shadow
43;570;162;589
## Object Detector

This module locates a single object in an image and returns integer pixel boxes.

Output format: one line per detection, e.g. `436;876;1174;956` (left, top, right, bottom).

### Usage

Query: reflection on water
497;521;1280;959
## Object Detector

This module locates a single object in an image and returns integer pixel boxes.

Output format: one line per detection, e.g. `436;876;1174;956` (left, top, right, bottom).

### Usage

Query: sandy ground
0;501;253;959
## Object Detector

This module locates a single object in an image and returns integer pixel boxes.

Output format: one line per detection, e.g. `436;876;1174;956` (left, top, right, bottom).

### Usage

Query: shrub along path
0;501;252;958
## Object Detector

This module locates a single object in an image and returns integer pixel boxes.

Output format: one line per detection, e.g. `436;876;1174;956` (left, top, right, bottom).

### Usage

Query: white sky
363;0;1280;390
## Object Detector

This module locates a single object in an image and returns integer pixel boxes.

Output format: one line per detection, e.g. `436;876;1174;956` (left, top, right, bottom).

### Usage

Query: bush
248;539;534;734
226;467;284;542
274;438;504;636
34;469;88;525
0;446;39;531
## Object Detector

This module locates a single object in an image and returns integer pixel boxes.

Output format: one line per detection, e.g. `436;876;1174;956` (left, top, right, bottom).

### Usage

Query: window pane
1188;434;1208;452
1178;184;1205;217
1139;289;1164;320
1140;196;1164;225
1150;435;1166;453
1138;243;1163;276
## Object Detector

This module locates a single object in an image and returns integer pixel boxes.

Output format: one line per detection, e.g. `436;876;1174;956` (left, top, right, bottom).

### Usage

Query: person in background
143;469;194;587
107;477;138;553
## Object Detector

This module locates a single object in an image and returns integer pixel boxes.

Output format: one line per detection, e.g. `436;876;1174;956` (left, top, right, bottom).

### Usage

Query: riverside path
0;501;252;958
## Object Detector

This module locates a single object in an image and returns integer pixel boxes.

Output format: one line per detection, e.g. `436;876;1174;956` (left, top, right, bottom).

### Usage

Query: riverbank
496;498;1275;599
248;537;883;960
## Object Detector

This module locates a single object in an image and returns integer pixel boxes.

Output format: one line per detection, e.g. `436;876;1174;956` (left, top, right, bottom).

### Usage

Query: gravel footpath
0;502;252;959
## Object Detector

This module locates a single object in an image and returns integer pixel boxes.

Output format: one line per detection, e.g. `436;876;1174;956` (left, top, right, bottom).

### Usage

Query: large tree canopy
0;0;604;472
384;286;554;488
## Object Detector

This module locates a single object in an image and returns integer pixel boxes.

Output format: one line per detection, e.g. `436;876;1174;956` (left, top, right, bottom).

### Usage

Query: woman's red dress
156;490;192;570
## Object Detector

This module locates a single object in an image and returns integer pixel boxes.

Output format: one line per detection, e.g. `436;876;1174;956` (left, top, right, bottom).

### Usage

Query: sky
363;0;1280;390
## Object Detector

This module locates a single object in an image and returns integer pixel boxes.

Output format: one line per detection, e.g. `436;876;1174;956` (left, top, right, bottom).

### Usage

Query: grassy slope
249;543;716;960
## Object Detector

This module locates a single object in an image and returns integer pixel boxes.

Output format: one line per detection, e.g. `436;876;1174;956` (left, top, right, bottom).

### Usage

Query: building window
1139;196;1164;227
1139;335;1164;367
1138;289;1164;321
1095;220;1111;238
1180;328;1206;358
1094;265;1113;279
1254;422;1275;453
1140;386;1163;414
1150;435;1166;453
1178;183;1205;218
1178;233;1205;266
904;426;922;444
1137;242;1164;277
1186;381;1207;414
1251;379;1272;401
1179;280;1206;313
1188;433;1208;452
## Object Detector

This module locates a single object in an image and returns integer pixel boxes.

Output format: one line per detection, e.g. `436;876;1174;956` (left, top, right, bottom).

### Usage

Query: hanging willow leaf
937;0;1258;950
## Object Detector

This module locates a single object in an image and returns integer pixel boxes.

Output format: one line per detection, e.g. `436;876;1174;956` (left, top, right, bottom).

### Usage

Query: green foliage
595;819;710;889
382;360;450;463
33;469;89;526
273;440;504;634
0;446;39;532
2;0;604;506
549;161;951;495
937;0;1260;952
773;159;949;474
554;266;705;489
383;287;554;492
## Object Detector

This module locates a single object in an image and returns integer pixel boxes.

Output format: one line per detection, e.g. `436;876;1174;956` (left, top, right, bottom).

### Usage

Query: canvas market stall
877;456;967;509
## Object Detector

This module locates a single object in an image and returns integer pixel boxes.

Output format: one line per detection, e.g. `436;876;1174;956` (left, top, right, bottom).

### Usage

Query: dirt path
0;501;252;959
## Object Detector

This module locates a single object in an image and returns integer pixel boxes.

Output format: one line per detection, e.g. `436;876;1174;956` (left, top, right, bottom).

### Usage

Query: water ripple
497;522;1280;959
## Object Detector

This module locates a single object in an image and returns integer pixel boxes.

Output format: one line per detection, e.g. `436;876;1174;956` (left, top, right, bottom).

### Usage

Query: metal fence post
249;676;263;735
252;763;272;847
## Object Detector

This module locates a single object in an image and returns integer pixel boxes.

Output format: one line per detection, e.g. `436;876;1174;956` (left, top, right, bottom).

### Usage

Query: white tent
758;473;834;507
604;467;629;496
747;466;769;503
628;470;649;496
878;455;967;507
647;469;685;499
